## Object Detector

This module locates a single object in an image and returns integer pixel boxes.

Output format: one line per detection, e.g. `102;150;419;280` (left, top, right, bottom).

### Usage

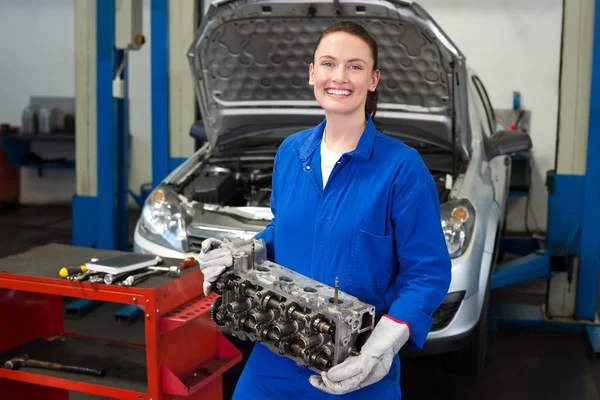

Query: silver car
133;0;532;376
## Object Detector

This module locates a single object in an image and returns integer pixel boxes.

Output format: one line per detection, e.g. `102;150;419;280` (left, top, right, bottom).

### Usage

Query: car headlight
441;199;476;258
139;184;194;252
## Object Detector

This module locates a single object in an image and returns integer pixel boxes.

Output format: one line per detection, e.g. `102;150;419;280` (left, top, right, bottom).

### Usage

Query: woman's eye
350;65;362;70
323;62;333;67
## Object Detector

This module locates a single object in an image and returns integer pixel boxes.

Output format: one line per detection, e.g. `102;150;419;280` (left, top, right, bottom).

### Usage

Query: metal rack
0;244;241;400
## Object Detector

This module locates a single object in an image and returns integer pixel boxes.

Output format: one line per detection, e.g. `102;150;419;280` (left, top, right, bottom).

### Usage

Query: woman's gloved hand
309;315;410;395
195;238;234;296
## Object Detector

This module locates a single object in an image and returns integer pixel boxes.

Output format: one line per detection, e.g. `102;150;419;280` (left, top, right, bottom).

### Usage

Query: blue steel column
97;0;129;250
151;0;169;188
115;50;130;251
577;1;600;320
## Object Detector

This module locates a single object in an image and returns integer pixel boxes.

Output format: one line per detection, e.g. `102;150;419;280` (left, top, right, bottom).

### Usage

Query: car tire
440;284;490;376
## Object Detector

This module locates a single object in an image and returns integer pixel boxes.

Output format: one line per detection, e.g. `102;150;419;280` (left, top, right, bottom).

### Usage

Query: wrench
117;269;163;287
70;270;103;282
4;354;105;377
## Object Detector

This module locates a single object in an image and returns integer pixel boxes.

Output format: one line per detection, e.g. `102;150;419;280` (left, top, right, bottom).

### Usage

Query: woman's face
309;31;380;117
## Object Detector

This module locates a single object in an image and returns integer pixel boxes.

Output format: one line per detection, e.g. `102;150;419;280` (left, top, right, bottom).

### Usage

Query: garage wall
0;0;153;206
417;0;564;233
0;0;76;204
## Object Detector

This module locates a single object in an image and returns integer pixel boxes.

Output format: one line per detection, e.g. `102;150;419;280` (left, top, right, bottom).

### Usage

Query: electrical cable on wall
112;50;128;99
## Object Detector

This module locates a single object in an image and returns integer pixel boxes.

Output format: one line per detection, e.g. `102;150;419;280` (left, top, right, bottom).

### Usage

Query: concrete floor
1;204;599;400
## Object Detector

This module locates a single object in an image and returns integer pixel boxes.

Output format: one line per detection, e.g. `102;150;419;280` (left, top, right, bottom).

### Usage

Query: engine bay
181;160;274;208
179;155;453;208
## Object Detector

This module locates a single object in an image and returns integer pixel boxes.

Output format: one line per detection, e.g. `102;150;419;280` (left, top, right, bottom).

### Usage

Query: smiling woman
206;19;453;400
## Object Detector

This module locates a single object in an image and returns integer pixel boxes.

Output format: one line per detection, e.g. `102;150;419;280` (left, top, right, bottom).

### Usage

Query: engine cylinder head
246;309;275;329
226;298;252;314
296;334;324;350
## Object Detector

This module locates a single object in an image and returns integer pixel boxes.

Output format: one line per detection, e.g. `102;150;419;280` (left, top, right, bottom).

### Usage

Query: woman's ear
309;63;315;85
370;69;380;91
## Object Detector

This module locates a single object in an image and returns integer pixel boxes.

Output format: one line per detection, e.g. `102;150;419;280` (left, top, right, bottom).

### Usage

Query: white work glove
195;238;234;296
309;316;410;395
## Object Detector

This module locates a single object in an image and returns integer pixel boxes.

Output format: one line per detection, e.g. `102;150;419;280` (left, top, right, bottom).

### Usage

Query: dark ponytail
366;89;382;130
313;21;383;131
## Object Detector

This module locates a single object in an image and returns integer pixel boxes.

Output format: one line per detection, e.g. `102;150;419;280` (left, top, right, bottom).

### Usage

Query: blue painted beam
95;1;129;251
499;235;540;257
577;1;600;320
490;303;586;334
151;0;169;188
115;50;130;251
491;250;550;290
546;174;584;256
96;0;117;250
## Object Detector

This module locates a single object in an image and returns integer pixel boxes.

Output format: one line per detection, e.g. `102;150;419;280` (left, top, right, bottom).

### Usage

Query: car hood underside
187;0;469;158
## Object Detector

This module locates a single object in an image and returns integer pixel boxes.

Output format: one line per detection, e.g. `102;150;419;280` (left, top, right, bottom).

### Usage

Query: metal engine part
209;239;376;372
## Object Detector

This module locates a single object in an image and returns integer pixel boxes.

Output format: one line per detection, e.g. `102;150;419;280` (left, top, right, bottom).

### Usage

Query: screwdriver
59;265;87;278
179;257;197;270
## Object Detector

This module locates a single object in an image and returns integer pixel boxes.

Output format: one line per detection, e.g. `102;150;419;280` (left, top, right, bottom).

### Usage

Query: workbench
0;243;241;400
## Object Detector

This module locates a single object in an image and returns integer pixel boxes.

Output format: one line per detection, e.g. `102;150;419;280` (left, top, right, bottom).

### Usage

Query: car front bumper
401;291;480;357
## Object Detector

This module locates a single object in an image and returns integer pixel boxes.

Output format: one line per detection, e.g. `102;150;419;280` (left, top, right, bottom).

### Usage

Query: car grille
430;291;465;332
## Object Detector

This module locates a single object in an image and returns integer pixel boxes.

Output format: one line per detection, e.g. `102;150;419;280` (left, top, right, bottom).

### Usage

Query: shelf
2;134;75;142
0;335;148;399
161;333;242;397
1;136;75;171
19;161;75;170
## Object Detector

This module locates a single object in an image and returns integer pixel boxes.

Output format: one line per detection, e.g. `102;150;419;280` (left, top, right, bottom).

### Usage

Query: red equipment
0;243;241;400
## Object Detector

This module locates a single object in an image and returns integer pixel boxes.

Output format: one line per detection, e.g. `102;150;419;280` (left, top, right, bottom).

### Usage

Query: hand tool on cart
147;265;182;277
103;270;136;285
4;354;106;377
117;257;198;287
88;274;106;284
59;265;87;279
70;270;103;282
117;269;162;287
147;257;197;277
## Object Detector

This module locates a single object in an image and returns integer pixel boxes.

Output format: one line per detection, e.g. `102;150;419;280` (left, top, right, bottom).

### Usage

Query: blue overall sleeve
253;149;280;261
386;160;452;350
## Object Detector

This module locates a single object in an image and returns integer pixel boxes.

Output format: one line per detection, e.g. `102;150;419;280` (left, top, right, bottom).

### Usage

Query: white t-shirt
320;134;343;189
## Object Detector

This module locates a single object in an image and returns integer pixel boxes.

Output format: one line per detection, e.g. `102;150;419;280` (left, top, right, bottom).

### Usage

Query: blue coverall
233;114;452;399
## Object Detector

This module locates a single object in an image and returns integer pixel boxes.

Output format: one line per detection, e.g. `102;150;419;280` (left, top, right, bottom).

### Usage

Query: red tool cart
0;244;241;400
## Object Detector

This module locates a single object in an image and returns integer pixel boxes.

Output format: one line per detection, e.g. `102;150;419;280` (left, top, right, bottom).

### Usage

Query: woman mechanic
197;21;452;399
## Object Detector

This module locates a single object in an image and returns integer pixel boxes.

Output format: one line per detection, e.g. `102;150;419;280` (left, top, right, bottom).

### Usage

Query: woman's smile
325;87;354;99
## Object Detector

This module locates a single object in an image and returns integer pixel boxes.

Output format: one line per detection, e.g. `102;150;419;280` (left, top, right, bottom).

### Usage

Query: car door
469;75;511;226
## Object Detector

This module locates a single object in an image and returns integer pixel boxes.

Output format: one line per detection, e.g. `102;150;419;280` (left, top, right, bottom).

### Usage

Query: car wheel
440;283;490;376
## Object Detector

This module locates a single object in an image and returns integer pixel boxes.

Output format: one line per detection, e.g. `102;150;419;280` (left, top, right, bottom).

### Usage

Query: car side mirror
486;129;532;159
189;121;207;142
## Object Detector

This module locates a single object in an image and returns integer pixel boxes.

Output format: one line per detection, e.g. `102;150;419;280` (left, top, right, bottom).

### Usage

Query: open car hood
188;0;469;158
